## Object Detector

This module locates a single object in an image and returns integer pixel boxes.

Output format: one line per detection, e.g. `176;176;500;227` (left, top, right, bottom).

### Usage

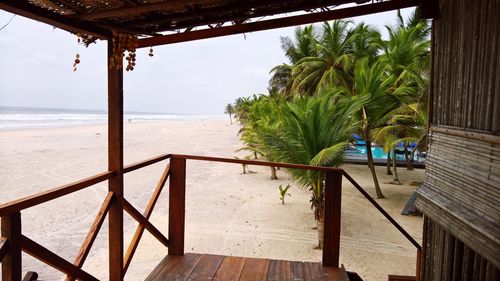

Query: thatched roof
1;0;424;47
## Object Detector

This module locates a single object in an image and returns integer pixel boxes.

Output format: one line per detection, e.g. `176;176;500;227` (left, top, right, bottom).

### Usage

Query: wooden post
107;40;124;281
168;157;186;255
1;212;22;281
322;172;342;267
416;248;422;281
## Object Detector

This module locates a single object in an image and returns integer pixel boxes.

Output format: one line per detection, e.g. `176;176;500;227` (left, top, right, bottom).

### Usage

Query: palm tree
238;94;283;179
269;25;318;97
257;91;359;248
291;21;381;96
224;103;234;124
335;58;411;198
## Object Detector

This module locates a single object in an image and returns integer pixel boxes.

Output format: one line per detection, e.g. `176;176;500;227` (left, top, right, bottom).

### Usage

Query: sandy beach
0;119;424;280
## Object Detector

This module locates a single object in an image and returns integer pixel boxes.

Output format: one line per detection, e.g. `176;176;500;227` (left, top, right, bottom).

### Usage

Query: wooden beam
22;272;38;281
342;171;421;250
107;40;124;281
78;0;217;20
20;236;99;281
122;199;169;248
114;0;355;31
171;154;343;172
0;238;8;262
123;154;171;174
65;192;114;281
123;165;170;274
79;0;354;20
0;171;114;216
1;212;22;281
322;172;342;267
419;0;439;19
137;0;419;48
0;0;111;39
169;157;186;255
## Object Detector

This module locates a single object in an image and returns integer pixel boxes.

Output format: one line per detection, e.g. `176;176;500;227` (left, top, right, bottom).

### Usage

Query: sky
0;8;413;115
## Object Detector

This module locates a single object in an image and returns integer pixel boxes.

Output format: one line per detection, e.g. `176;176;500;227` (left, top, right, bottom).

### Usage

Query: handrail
342;171;421;250
0;171;115;215
0;237;8;261
172;154;344;172
123;153;172;173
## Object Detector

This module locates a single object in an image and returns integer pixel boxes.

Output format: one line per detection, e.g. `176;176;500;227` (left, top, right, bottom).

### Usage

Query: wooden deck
145;253;349;281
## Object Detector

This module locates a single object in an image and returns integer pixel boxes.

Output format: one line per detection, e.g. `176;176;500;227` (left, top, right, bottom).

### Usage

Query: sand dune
0;119;424;280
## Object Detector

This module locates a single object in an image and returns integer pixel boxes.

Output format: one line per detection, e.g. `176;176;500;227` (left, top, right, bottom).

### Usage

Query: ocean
0;106;221;130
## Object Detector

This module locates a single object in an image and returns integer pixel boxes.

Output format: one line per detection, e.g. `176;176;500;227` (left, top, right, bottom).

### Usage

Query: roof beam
137;0;418;48
0;0;112;39
120;0;356;33
78;0;219;20
80;0;355;22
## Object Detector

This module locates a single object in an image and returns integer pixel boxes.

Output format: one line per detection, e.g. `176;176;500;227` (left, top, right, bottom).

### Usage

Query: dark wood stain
146;254;349;281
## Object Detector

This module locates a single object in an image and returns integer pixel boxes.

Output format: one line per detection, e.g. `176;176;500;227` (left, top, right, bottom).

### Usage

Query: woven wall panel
417;128;500;268
420;218;499;281
430;0;500;132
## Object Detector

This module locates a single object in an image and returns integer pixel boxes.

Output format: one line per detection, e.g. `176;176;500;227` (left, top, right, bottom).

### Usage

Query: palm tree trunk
270;166;278;180
366;141;385;198
317;216;324;249
229;114;233;124
404;143;413;170
392;147;402;184
386;153;393;175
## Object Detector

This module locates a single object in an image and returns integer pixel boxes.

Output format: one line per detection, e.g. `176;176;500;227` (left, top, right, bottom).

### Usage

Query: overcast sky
0;8;413;115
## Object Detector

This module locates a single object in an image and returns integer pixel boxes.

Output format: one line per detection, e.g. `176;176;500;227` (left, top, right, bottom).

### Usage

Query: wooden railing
0;153;421;281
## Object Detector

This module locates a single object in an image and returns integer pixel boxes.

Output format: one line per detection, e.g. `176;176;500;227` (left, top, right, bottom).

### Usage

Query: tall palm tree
291;21;381;96
335;58;410;198
224;103;234;124
269;25;318;97
258;91;359;248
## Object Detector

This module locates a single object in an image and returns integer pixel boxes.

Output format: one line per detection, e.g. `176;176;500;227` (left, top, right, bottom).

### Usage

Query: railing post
1;212;22;281
416;248;422;281
107;39;124;281
169;157;186;255
322;171;342;267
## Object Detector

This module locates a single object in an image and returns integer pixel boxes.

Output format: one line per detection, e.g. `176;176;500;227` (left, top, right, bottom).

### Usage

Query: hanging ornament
73;53;80;71
110;32;139;71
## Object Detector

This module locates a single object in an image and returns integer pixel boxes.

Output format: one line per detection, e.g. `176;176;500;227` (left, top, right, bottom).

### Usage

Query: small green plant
278;184;292;204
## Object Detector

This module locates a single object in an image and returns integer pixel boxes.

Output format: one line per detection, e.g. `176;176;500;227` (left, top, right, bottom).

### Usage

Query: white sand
0;119;424;280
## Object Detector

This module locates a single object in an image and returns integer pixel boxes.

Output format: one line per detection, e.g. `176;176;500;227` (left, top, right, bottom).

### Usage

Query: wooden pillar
1;212;22;281
168;157;186;255
322;172;342;267
107;40;124;281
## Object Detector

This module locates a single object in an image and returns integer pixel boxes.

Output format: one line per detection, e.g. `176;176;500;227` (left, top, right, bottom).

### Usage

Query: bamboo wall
430;0;500;132
416;0;500;279
421;217;499;280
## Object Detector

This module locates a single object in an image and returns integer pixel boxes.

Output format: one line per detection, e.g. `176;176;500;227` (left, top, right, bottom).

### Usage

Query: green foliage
278;184;292;204
234;8;430;208
256;92;359;219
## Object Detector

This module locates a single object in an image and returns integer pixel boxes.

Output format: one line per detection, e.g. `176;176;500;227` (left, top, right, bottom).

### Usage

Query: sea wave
0;112;222;130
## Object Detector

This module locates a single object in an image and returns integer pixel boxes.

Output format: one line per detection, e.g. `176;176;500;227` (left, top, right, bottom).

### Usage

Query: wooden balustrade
0;155;171;281
0;153;420;280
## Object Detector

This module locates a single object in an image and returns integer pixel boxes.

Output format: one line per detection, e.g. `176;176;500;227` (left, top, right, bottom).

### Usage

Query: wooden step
145;253;350;281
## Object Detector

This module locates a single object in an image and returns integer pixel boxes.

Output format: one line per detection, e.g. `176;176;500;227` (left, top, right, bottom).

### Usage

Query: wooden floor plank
187;254;224;280
239;257;270;281
213;256;246;281
267;260;292;281
144;253;201;281
292;261;309;281
306;262;324;280
145;253;349;281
